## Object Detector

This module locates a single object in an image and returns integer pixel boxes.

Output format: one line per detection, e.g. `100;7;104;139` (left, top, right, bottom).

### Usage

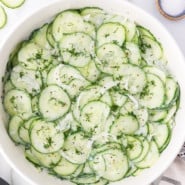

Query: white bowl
0;0;185;185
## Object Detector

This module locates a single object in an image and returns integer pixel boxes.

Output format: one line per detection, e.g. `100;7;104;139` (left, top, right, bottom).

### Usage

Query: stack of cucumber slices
0;0;25;29
2;7;180;185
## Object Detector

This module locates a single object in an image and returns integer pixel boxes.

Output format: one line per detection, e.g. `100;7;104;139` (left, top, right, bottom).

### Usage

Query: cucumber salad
2;7;180;185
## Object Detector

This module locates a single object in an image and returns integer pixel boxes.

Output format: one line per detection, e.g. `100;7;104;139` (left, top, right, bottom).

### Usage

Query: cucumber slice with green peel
19;117;39;144
96;43;127;75
25;149;40;166
97;22;125;47
4;89;32;119
100;92;113;107
125;42;141;65
0;6;7;29
31;147;60;168
143;66;166;83
8;116;24;144
78;60;100;82
110;114;139;135
39;85;71;121
84;22;96;39
140;74;165;109
164;78;179;106
149;122;169;151
83;162;94;174
53;157;79;176
88;178;108;185
134;108;148;126
46;24;56;47
59;32;95;67
140;36;163;63
125;165;138;177
52;10;85;41
137;25;155;40
126;136;143;160
133;137;150;163
31;96;39;114
135;124;149;137
0;0;25;8
80;101;110;133
30;119;64;154
47;64;90;98
149;109;167;122
90;149;128;181
17;42;52;70
71;164;84;177
47;64;85;85
110;90;127;107
163;104;177;123
136;141;159;168
72;174;99;184
61;132;91;164
114;63;147;94
106;15;136;42
3;80;14;94
10;65;42;95
31;24;51;49
81;7;106;27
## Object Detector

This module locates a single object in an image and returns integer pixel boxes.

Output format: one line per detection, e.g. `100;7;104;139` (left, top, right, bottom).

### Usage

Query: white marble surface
0;0;184;184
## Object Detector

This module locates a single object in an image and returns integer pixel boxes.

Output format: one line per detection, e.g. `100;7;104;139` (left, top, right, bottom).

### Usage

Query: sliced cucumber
47;64;89;98
8;115;24;144
80;101;110;133
53;157;79;176
78;60;100;82
110;114;139;135
31;147;60;168
143;66;166;83
4;89;32;119
19;116;39;144
125;42;141;65
61;132;91;164
46;24;56;47
97;22;125;47
31;24;51;49
136;141;159;168
140;74;165;109
59;32;95;67
137;26;155;40
18;42;52;70
10;65;42;95
72;174;99;184
84;22;96;39
126;136;143;160
96;43;127;75
106;15;136;41
110;90;127;107
149;122;169;151
149;109;167;122
140;36;162;63
81;7;106;27
52;10;85;41
133;137;150;163
90;149;128;181
164;78;179;106
30;119;64;154
3;80;14;94
0;0;25;8
39;85;71;121
0;5;7;29
114;63;146;94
